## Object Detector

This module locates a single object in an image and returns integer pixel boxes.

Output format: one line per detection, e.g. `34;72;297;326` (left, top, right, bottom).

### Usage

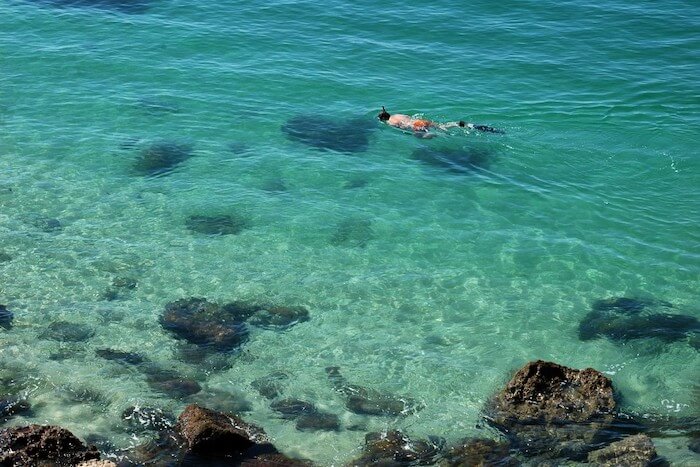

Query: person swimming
377;106;503;137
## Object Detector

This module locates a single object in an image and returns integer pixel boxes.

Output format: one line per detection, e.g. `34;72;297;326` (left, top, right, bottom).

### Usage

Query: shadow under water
282;115;377;153
578;297;700;346
132;141;193;177
411;144;494;174
28;0;150;13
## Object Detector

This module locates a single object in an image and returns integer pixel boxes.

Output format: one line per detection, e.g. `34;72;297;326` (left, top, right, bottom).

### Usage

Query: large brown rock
587;434;659;466
0;425;100;466
177;404;269;454
486;360;616;460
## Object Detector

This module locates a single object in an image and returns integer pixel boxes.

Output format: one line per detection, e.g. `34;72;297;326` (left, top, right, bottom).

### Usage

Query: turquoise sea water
1;0;699;464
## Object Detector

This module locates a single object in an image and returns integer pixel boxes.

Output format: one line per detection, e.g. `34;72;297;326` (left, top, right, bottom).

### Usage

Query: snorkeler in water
377;106;504;137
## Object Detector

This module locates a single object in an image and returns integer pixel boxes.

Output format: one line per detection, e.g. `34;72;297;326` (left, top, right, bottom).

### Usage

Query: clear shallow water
1;0;699;464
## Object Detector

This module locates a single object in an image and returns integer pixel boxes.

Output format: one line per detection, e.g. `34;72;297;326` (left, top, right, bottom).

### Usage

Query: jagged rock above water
485;360;616;460
579;296;699;344
177;404;269;454
587;434;659;466
0;304;13;330
326;366;423;416
350;430;444;466
0;424;100;466
439;437;519;466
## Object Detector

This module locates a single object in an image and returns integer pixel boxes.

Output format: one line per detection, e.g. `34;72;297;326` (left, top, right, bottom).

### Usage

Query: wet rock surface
439;437;519;467
0;304;13;330
282;115;375;153
411;146;492;173
587;434;660;466
350;430;444;466
0;396;31;421
132;141;193;176
326;366;423;416
177;404;269;454
0;424;100;466
186;214;249;235
485;360;616;460
41;320;95;342
579;296;700;344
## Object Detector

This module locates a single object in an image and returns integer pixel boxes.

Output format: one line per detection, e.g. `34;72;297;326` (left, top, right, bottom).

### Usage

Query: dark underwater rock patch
95;348;145;366
439;437;519;467
0;396;31;421
270;398;340;432
282;115;376;153
248;305;310;330
326;366;423;417
41;320;95;342
0;305;14;330
411;145;493;173
185;214;249;236
485;360;616;460
330;217;373;248
143;366;201;398
133;141;193;177
350;430;444;466
30;216;62;232
122;405;175;433
579;296;699;344
0;251;12;262
252;372;289;400
0;424;100;466
160;298;250;351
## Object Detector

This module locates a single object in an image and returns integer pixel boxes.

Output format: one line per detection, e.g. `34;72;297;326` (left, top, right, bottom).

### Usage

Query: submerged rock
133;141;193;177
350;430;444;466
326;366;423;417
177;404;269;455
330;217;373;248
95;348;145;365
579;297;699;344
185;214;249;235
252;372;289;400
0;304;14;330
240;453;314;466
270;398;340;432
411;145;493;173
485;360;616;460
587;434;660;466
41;321;95;342
261;178;287;193
160;297;249;351
248;305;310;330
0;425;100;465
122;405;174;432
31;216;62;232
439;437;519;467
0;251;12;262
0;396;31;421
282;115;375;153
143;365;201;398
112;276;138;289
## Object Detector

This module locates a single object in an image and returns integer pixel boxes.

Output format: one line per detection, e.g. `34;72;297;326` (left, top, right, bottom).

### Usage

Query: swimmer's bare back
377;106;505;135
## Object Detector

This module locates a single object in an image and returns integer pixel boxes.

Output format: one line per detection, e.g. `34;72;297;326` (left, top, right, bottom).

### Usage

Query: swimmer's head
378;106;390;121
